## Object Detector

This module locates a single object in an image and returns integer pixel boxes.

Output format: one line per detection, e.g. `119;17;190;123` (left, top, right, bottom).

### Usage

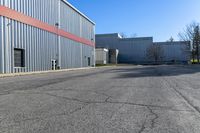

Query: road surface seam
163;77;200;114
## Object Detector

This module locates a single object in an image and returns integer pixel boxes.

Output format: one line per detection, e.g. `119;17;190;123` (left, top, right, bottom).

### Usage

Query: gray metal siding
82;44;94;67
60;1;81;37
0;18;59;73
155;42;190;62
0;0;59;26
60;38;81;69
96;34;190;64
0;16;3;73
117;39;152;63
0;0;95;73
60;1;95;40
96;34;153;63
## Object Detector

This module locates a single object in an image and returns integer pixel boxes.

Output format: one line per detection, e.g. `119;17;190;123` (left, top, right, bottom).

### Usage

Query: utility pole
6;21;11;73
55;0;61;69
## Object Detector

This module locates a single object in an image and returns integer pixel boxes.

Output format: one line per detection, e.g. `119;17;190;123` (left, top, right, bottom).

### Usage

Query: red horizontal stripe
0;5;95;47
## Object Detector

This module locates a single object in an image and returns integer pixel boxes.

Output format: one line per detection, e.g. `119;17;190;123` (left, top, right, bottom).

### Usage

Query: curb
0;67;95;78
0;65;118;78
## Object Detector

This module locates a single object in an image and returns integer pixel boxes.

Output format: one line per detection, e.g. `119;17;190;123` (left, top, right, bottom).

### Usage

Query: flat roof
154;41;190;45
62;0;95;25
96;33;153;40
96;33;119;36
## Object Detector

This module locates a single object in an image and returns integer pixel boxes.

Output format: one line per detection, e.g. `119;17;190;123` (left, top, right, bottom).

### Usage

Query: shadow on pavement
112;65;200;78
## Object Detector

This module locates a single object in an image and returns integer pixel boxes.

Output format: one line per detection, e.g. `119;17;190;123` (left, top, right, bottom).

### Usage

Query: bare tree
180;41;192;63
178;22;197;42
120;32;127;38
167;36;174;42
146;44;164;64
178;21;200;63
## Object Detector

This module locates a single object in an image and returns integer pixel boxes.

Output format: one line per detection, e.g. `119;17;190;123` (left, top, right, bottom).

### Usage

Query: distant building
154;42;191;64
96;33;153;64
96;33;191;64
95;48;119;65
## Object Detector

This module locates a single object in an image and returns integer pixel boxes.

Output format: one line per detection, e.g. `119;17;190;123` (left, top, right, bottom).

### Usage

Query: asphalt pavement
1;65;200;133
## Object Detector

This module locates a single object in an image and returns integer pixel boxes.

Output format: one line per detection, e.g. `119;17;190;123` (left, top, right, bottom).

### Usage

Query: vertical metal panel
96;34;153;63
60;1;95;42
59;0;95;69
60;1;81;37
0;16;3;73
60;37;85;69
155;42;190;62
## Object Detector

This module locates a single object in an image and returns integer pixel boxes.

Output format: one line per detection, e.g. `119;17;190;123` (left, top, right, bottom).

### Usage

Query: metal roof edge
62;0;95;25
96;33;153;40
95;33;119;36
154;41;190;44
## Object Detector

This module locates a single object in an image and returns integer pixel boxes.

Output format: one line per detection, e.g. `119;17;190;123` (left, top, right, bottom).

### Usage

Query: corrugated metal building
96;33;191;64
0;0;95;73
96;33;153;63
154;41;191;63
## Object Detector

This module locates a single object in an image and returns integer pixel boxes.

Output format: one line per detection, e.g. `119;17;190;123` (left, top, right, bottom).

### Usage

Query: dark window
88;57;91;66
14;48;25;67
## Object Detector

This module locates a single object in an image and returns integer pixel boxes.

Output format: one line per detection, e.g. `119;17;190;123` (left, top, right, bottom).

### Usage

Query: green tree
193;26;200;63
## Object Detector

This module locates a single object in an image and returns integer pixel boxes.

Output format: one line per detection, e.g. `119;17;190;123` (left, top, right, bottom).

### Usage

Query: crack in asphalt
137;107;159;133
1;66;199;132
147;107;159;129
163;77;200;114
138;120;146;133
45;93;193;112
2;91;194;113
154;67;200;115
86;101;193;112
105;96;112;102
2;66;200;133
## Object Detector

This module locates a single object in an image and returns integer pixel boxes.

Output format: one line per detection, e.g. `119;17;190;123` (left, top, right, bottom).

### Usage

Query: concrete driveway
1;65;200;133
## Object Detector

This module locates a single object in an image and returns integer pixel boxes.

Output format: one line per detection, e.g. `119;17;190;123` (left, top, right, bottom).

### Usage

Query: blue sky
67;0;200;42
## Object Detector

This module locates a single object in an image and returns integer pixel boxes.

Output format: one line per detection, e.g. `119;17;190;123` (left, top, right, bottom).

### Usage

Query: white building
95;48;109;65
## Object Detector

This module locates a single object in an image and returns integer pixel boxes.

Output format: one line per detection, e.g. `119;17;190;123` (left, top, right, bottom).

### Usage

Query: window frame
14;48;25;68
